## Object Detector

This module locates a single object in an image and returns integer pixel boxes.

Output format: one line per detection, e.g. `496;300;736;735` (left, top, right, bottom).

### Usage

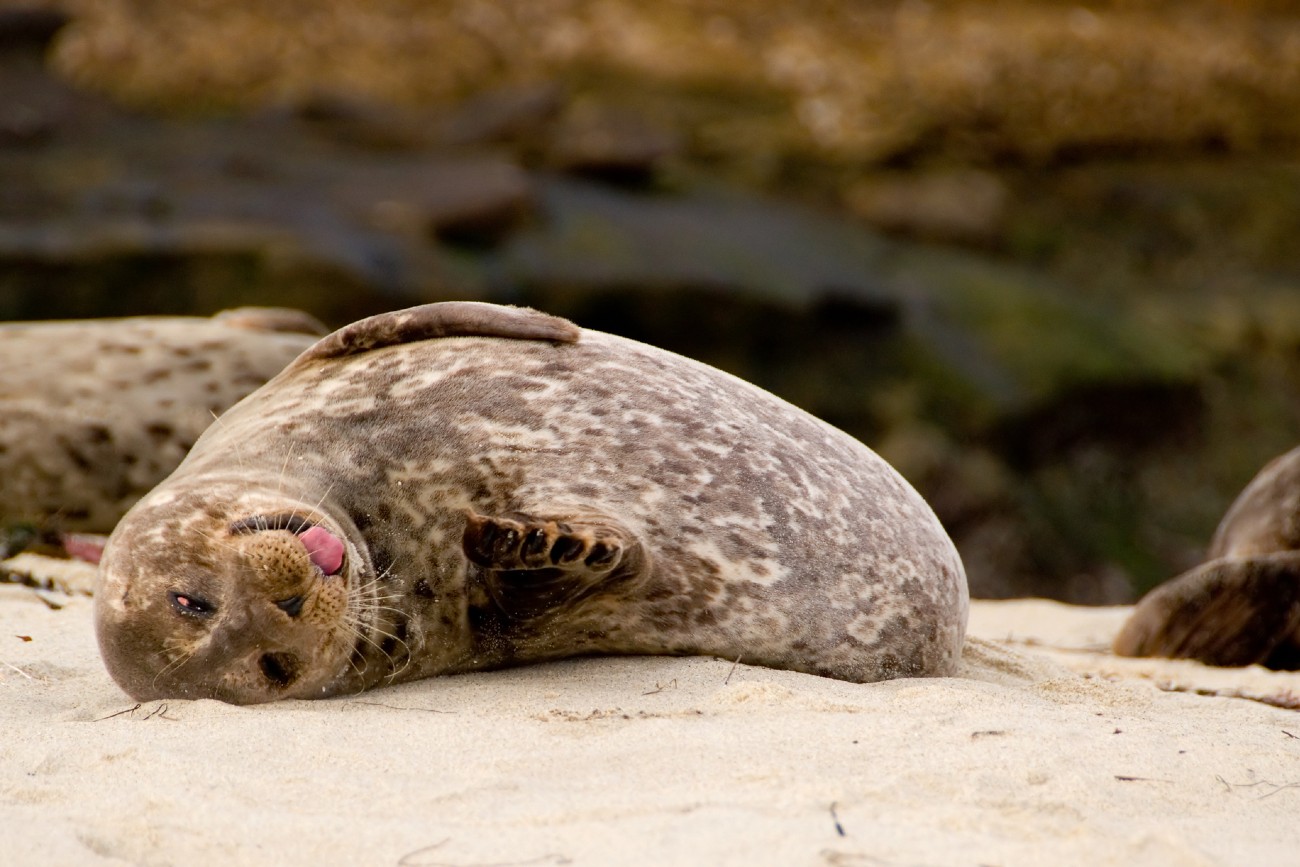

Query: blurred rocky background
4;0;1300;602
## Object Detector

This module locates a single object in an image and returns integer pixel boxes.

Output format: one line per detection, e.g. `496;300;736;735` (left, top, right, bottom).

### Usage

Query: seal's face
95;490;375;704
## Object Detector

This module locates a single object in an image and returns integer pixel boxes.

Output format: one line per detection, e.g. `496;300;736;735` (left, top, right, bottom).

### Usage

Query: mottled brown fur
0;308;326;532
96;302;968;703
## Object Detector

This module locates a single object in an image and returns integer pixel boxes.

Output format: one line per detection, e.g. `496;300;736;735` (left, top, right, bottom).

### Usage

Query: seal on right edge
1114;445;1300;669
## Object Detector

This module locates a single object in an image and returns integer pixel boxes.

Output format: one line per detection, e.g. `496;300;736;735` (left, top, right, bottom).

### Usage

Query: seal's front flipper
463;512;641;621
464;513;625;574
1113;552;1300;668
296;302;579;365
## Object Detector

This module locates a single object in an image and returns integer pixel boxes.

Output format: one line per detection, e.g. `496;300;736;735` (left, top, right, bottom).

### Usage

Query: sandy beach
2;572;1297;867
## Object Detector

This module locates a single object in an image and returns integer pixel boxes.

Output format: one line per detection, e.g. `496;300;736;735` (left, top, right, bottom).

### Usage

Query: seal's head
95;485;375;704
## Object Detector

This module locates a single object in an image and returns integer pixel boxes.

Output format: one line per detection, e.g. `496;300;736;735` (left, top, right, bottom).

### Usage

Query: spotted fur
95;302;969;703
0;308;325;531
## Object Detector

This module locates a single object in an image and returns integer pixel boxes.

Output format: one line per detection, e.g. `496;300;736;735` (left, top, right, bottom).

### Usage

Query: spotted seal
1114;445;1300;669
0;308;326;535
94;301;968;703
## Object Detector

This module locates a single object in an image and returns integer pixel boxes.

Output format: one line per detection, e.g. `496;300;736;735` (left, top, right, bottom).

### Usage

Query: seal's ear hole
259;652;299;687
169;590;215;618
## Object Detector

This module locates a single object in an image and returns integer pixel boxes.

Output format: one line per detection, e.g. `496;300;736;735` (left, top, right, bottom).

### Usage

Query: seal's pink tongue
299;526;344;576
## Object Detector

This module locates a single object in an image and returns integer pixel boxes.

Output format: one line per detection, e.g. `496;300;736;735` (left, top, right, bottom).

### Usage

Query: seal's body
95;303;968;703
0;308;325;532
1115;446;1300;669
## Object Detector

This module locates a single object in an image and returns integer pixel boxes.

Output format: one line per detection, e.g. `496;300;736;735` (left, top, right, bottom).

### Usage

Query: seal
0;308;326;534
94;301;969;703
1114;445;1300;669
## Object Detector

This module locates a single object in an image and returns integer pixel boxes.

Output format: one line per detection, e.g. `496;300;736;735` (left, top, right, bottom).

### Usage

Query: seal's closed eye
169;591;215;617
275;595;305;617
229;513;314;535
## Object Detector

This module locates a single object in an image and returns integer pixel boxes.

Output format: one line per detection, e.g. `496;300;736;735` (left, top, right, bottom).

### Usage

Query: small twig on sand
94;703;142;721
1155;682;1300;711
641;679;677;696
2;660;35;681
1258;783;1300;800
829;802;846;837
724;655;742;685
352;700;454;714
1217;776;1300;800
143;703;177;721
397;837;451;866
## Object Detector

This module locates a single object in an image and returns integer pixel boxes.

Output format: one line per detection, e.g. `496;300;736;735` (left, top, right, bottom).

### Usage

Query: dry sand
2;574;1297;866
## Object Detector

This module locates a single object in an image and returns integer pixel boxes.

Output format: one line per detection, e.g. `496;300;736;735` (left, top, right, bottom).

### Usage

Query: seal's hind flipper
1113;552;1300;668
463;512;641;621
296;302;579;364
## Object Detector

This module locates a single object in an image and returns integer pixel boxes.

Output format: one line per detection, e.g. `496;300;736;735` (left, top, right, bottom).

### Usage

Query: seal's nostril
259;652;299;687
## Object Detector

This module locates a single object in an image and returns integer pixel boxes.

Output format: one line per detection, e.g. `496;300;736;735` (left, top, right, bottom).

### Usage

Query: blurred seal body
0;308;326;532
1114;445;1300;669
95;302;968;703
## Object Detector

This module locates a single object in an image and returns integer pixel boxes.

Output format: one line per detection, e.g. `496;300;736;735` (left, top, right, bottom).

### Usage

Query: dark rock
892;246;1209;430
485;177;895;310
439;82;566;148
0;101;54;146
292;91;442;150
0;6;71;52
0;6;81;148
337;156;536;249
995;380;1204;471
844;169;1010;246
544;103;681;185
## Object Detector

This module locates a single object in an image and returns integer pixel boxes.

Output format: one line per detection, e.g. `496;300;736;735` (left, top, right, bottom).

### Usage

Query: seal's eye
169;591;215;618
275;595;305;618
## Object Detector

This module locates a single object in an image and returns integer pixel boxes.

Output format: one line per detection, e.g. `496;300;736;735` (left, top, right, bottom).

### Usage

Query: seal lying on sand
0;308;325;535
95;302;968;703
1114;445;1300;670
